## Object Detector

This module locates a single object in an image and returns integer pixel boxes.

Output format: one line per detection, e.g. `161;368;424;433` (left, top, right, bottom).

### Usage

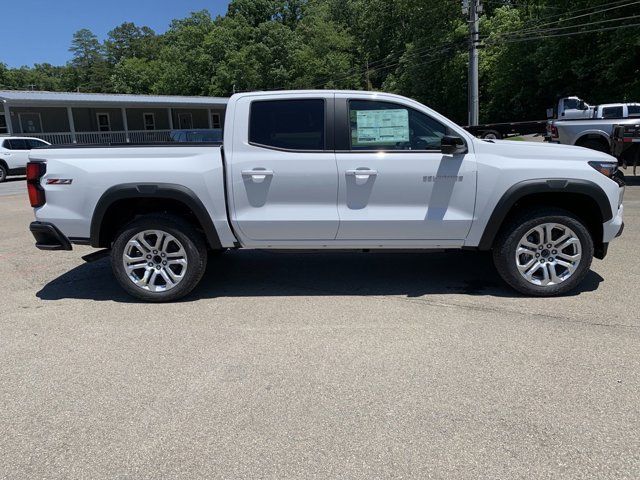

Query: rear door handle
241;169;274;182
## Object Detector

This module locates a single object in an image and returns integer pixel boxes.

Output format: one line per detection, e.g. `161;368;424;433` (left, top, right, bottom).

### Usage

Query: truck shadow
36;250;604;303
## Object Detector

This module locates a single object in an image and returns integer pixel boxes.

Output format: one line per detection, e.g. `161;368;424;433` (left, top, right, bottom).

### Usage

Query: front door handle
346;169;378;179
241;169;274;182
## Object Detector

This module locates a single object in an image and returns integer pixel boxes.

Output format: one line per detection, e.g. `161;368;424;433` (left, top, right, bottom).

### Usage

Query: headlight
588;161;618;178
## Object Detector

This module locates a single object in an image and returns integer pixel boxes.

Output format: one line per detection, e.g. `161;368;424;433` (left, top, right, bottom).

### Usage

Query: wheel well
498;192;604;255
0;159;7;170
575;134;609;150
96;197;212;248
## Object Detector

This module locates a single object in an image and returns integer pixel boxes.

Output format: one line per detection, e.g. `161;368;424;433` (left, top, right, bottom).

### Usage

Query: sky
2;0;231;68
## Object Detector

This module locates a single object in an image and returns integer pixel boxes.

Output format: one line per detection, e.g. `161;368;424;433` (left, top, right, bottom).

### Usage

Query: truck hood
474;138;616;162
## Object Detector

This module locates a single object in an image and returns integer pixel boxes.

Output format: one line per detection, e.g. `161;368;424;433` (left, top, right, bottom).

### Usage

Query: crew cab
27;90;625;301
0;136;50;182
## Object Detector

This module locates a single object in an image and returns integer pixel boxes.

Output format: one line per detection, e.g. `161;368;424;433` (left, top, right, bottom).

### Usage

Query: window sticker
355;109;409;145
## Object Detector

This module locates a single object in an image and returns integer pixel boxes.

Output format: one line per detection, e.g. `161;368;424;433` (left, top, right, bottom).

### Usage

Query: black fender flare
90;183;222;249
478;179;613;250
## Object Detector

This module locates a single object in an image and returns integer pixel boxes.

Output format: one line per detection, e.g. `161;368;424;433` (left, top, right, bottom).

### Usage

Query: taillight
26;161;46;208
550;125;559;138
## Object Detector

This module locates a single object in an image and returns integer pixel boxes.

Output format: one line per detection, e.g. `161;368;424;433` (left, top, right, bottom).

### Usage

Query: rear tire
0;164;7;183
492;208;594;296
110;214;207;302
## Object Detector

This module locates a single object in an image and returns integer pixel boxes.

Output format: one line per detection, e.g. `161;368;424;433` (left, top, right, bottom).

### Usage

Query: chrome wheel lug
146;254;152;259
552;250;557;254
147;262;153;267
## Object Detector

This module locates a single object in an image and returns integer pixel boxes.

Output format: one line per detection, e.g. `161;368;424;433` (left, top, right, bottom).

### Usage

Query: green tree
105;22;161;64
68;28;111;92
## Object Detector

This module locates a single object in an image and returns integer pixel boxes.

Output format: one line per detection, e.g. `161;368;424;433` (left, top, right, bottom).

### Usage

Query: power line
494;13;640;39
520;0;640;33
485;20;640;44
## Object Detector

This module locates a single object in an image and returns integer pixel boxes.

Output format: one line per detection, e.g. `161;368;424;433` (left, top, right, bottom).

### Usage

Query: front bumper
29;222;72;251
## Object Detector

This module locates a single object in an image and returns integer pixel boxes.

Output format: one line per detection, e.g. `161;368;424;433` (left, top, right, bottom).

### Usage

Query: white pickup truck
27;90;625;301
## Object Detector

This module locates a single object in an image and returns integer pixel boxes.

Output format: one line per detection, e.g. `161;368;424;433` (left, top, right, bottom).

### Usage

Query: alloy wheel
122;230;188;292
515;223;582;286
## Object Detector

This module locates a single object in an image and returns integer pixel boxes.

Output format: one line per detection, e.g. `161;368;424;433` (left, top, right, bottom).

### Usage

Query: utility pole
463;0;481;126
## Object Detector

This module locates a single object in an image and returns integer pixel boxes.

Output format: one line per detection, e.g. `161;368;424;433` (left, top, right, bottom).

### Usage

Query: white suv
0;137;50;182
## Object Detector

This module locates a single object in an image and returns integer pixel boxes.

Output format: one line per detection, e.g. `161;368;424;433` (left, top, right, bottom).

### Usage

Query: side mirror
441;135;467;155
579;100;587;110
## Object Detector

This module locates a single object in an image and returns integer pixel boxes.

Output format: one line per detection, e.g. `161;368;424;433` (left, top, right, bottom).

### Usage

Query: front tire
111;214;207;302
492;209;594;296
0;164;7;183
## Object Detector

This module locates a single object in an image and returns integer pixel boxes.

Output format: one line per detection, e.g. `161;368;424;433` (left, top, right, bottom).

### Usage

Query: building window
97;113;111;132
211;112;221;129
19;112;43;133
0;116;7;134
143;113;156;131
177;113;193;129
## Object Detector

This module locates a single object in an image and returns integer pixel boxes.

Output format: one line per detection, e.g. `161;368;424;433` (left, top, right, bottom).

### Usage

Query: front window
563;98;580;110
249;99;325;151
349;100;447;151
7;139;28;150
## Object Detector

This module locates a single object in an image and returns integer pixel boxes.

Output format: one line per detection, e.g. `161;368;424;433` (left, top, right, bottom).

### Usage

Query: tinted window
7;139;28;150
349;100;447;151
26;139;47;149
628;105;640;116
250;99;325;151
602;106;623;119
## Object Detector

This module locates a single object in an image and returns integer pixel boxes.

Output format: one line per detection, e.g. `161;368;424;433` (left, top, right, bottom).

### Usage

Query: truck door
334;95;477;242
227;94;339;244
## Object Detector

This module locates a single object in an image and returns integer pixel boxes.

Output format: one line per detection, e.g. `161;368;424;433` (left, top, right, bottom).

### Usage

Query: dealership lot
1;178;639;479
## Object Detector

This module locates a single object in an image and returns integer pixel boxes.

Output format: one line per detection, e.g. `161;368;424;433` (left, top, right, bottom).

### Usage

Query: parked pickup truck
547;116;640;153
612;122;640;175
27;90;625;301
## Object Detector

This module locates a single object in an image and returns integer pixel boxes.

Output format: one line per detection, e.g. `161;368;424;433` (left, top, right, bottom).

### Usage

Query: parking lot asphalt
1;174;639;479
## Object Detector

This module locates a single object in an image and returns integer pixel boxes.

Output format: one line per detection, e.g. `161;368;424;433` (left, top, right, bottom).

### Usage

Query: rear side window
26;139;47;149
628;105;640;117
249;99;325;151
602;106;623;119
